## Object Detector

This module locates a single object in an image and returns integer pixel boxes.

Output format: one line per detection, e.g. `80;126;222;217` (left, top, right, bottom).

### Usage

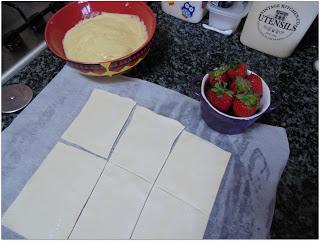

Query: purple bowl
200;70;279;135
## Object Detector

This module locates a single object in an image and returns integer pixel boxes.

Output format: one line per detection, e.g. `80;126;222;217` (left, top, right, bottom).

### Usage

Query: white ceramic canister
240;1;318;58
207;1;252;32
161;1;208;23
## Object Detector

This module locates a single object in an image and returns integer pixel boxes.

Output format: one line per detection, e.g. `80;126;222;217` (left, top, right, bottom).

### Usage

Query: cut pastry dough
62;89;135;157
2;142;105;239
110;106;184;183
155;131;231;215
131;187;208;239
69;163;151;239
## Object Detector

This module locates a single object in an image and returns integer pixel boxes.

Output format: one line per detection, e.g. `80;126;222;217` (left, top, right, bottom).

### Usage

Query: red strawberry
227;61;247;80
233;94;260;117
208;75;219;87
230;77;251;95
247;73;263;96
208;67;228;87
206;82;234;112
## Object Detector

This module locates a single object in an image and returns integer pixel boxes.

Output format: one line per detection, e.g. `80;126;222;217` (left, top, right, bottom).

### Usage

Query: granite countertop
2;2;318;239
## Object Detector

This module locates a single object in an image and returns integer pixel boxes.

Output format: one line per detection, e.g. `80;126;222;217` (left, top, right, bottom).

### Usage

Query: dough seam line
155;186;209;218
59;139;108;161
110;162;151;184
60;140;151;184
65;104;138;238
129;127;185;239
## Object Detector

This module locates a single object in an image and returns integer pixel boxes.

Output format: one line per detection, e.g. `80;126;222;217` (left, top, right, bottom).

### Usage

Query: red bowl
45;1;156;76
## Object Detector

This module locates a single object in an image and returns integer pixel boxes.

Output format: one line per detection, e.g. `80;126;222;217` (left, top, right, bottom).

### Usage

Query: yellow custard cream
63;13;148;62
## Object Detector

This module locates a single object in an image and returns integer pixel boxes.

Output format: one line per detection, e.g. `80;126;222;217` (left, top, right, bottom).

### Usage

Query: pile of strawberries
206;61;263;117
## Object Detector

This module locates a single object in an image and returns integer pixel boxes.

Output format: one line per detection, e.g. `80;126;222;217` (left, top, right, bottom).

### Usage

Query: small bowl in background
45;1;156;77
200;70;280;134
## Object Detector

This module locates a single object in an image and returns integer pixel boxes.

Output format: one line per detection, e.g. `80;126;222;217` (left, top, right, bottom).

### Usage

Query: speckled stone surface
2;2;318;239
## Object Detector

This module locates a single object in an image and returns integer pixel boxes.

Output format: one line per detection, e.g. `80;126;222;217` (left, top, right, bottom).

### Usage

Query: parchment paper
2;65;289;239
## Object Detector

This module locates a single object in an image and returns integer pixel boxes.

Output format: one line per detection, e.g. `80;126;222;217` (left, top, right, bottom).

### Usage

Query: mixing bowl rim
44;1;156;65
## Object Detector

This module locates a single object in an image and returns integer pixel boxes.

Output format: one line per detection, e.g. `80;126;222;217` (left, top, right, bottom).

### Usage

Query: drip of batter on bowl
63;13;148;62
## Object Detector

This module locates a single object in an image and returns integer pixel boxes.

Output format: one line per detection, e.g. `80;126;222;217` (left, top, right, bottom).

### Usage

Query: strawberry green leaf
229;60;242;69
240;94;258;107
221;81;228;88
212;81;231;96
226;90;234;97
212;65;228;78
257;103;262;110
236;94;243;99
220;64;228;72
212;69;223;78
236;77;251;94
